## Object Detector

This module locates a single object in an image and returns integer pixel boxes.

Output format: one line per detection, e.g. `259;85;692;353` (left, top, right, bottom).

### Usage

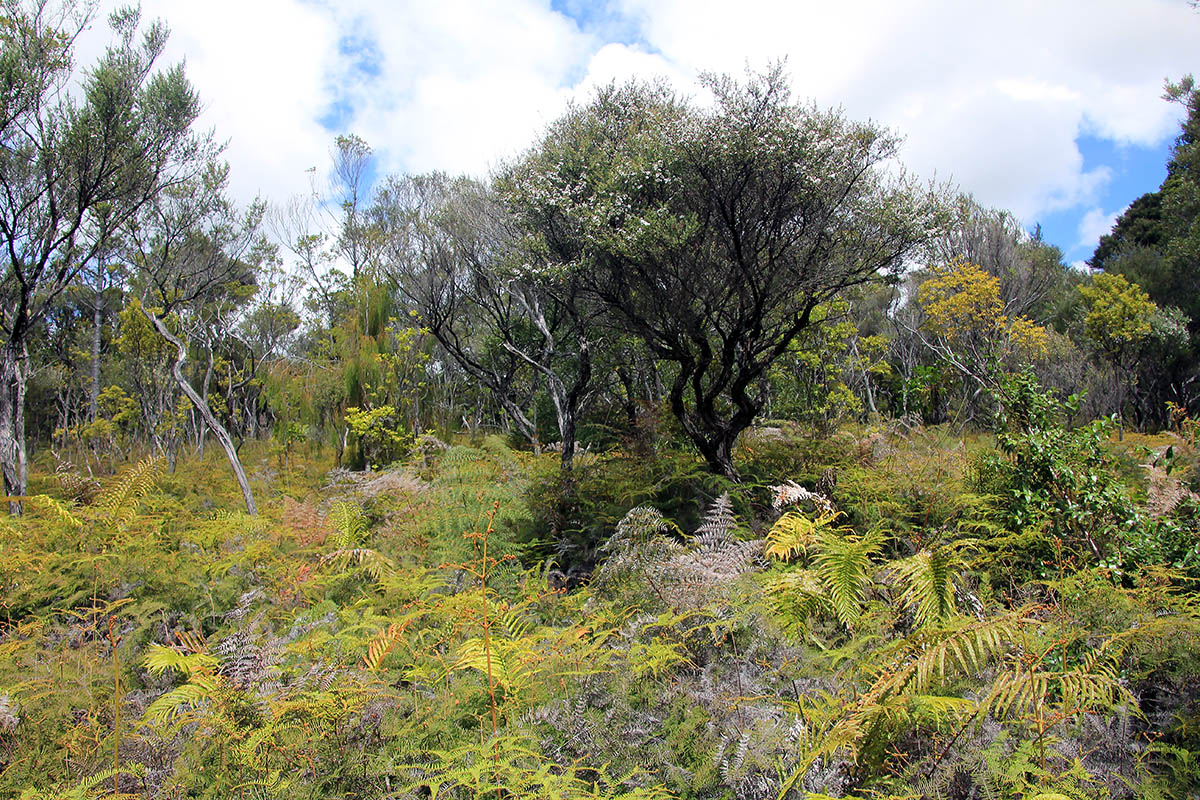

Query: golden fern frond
142;643;218;678
328;500;368;548
889;542;971;627
362;610;424;671
96;457;163;527
27;494;83;529
982;638;1138;722
814;528;883;628
207;509;269;537
890;611;1028;697
765;509;844;562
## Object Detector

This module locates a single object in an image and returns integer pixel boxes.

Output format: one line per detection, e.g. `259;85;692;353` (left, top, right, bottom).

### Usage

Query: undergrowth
2;409;1199;799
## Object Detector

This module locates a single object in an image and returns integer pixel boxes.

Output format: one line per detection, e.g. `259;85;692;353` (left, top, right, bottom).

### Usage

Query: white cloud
80;0;338;203
615;0;1196;224
79;0;1198;231
1077;206;1124;253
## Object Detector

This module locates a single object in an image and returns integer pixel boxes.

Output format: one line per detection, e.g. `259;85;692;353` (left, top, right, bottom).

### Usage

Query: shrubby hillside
4;380;1200;798
3;2;1200;797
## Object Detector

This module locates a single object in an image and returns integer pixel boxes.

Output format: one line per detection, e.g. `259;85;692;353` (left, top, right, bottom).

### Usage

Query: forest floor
3;423;1199;799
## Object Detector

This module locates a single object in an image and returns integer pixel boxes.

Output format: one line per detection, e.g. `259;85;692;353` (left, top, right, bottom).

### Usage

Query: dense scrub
4;390;1200;799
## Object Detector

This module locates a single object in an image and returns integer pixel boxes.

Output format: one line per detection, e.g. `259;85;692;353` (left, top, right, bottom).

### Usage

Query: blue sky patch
1035;132;1173;265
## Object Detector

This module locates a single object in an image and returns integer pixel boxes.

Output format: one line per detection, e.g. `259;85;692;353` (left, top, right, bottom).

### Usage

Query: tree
1089;192;1166;274
914;260;1049;409
1078;272;1157;431
0;2;207;510
506;66;943;477
129;163;269;514
379;173;599;475
1090;78;1200;342
934;195;1074;324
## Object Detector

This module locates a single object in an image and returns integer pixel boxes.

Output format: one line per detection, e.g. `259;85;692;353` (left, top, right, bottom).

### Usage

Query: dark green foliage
978;372;1140;565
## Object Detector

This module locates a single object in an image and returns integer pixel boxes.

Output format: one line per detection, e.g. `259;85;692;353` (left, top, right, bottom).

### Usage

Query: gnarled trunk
146;311;258;515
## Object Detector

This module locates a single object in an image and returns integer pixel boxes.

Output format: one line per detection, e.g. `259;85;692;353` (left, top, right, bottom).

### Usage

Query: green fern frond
451;636;534;692
142;678;219;725
814;528;883;628
328;500;369;548
96;456;163;527
26;764;148;800
889;542;971;627
321;546;393;580
778;611;1030;798
763;568;830;635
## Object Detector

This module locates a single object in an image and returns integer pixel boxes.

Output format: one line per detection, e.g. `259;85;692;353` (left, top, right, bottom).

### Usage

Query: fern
778;611;1031;797
888;542;971;627
142;678;220;725
694;491;736;542
765;509;845;562
361;609;425;671
771;480;836;514
762;568;829;635
95;456;163;528
143;642;218;678
20;764;147;800
981;632;1138;723
328;500;368;548
813;528;883;628
27;494;83;529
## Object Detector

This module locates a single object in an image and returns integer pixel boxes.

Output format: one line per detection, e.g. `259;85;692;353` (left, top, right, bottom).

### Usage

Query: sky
78;0;1200;268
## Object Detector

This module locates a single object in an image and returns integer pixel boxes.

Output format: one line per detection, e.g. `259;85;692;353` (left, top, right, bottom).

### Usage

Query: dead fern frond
694;492;736;542
772;480;836;514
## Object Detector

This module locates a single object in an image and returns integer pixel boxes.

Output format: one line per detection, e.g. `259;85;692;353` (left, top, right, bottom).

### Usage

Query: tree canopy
502;66;943;476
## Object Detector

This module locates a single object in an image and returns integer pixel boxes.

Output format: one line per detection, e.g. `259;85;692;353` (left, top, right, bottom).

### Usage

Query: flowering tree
1079;272;1157;430
504;65;943;477
914;260;1048;419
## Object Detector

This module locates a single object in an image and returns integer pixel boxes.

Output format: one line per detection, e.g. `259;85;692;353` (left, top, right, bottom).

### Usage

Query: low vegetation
4;375;1200;799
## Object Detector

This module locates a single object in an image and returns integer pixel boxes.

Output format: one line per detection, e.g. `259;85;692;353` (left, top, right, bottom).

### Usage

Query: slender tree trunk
0;343;28;513
90;290;103;422
197;348;213;456
146;312;258;515
0;343;28;514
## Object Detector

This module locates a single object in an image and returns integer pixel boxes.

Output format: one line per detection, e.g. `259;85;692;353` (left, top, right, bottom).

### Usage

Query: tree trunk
146;312;258;515
90;289;103;423
0;343;28;514
197;348;214;456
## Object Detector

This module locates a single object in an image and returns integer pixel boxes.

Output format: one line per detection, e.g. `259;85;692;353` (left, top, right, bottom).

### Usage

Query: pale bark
146;311;258;515
0;344;28;514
